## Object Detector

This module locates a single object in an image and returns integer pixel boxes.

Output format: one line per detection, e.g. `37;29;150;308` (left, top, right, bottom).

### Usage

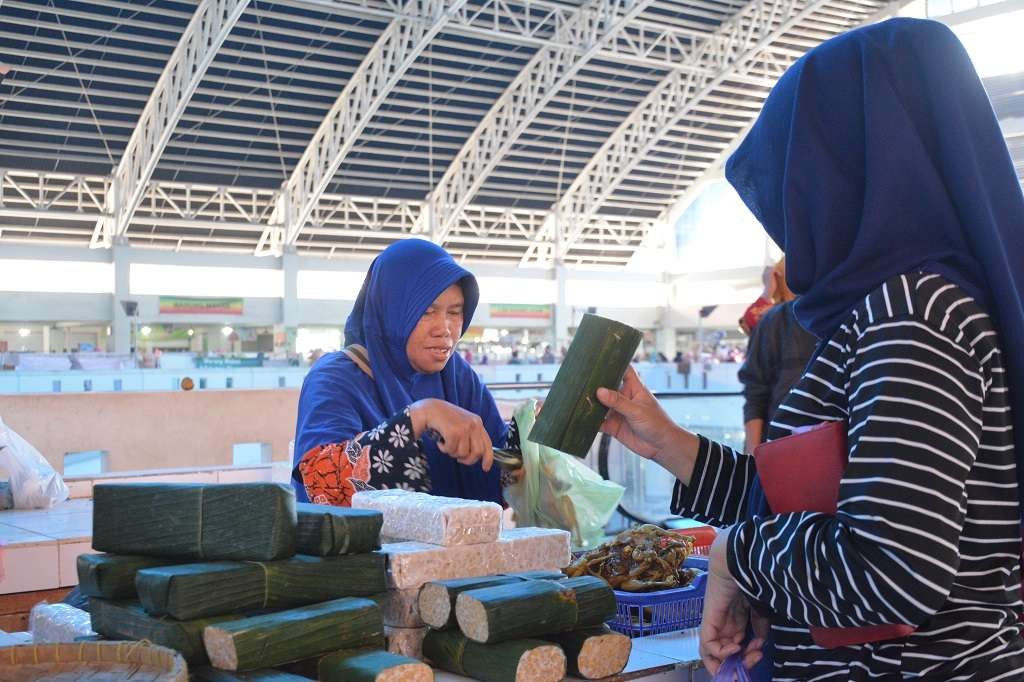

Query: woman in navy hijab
293;239;507;506
597;18;1024;680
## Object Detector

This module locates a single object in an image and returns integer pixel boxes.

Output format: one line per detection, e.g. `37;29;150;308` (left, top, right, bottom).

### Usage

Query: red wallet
753;421;915;648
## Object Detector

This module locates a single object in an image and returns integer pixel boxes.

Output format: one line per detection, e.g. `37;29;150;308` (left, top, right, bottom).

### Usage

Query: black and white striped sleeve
671;435;755;527
727;316;984;628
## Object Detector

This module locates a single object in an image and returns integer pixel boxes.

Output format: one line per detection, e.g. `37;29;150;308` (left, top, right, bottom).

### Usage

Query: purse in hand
753;421;915;648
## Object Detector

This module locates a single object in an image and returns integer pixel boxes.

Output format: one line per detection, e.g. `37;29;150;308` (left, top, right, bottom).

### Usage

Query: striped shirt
672;272;1024;680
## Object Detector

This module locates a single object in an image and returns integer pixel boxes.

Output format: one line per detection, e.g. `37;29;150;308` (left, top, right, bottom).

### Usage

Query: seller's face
406;284;464;374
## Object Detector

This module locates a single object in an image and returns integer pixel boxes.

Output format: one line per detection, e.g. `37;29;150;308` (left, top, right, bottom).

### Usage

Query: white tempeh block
380;527;571;590
352;489;502;546
386;626;429;660
377;588;424;628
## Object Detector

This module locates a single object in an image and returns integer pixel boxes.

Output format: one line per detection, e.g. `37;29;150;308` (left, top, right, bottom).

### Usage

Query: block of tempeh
296;502;382;555
191;667;311;681
544;625;631;679
422;630;565;682
497;528;572;573
418;570;565;630
202;597;384;671
88;599;237;665
318;648;432;682
374;588;424;628
352;489;501;547
381;527;570;590
136;553;387;620
385;625;428;659
456;575;615;644
92;483;296;561
77;553;180;599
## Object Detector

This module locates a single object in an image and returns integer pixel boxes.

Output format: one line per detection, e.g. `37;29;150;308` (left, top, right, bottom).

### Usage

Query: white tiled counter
0;499;93;595
0;463;291;595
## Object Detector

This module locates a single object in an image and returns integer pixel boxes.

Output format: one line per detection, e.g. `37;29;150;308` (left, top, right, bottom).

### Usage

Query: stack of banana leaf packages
78;482;432;681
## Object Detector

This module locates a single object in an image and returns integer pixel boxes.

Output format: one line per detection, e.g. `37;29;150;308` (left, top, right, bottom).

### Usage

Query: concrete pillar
281;248;299;353
111;244;133;354
656;326;677;360
656;275;677;360
552;263;571;354
41;325;51;353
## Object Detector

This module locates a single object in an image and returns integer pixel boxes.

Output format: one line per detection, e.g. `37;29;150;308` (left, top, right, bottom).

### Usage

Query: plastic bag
504;399;624;549
29;602;95;643
0;416;68;509
712;655;753;682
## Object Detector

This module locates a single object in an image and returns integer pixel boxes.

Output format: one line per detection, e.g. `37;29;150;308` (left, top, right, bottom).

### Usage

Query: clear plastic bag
0;416;69;509
29;602;95;643
504;399;624;549
712;655;753;682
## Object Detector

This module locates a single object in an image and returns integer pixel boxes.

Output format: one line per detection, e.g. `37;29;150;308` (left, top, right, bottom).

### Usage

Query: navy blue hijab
727;17;1024;486
726;19;1024;678
293;239;505;504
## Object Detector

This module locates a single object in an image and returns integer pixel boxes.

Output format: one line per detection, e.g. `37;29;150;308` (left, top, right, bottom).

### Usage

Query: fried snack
564;525;697;592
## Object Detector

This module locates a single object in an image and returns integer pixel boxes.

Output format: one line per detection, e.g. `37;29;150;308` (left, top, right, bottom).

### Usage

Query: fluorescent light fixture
130;263;284;298
0;260;113;294
17;328;31;338
140;326;152;337
187;328;195;337
296;270;365;300
221;326;234;337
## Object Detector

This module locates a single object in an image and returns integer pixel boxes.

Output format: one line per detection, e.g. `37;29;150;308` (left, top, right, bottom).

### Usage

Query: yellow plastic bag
505;399;625;549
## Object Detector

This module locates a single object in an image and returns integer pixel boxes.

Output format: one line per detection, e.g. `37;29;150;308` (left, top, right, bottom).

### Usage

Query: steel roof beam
256;0;472;255
525;0;845;266
89;0;250;249
411;0;661;245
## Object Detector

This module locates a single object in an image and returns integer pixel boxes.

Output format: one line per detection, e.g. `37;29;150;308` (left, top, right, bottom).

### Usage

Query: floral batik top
297;408;522;506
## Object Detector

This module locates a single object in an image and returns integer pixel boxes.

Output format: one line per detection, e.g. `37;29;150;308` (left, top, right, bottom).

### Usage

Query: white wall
0;243;669;334
0;292;111;323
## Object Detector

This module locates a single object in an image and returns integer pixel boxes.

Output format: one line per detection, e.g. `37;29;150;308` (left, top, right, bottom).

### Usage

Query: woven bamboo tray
0;640;187;681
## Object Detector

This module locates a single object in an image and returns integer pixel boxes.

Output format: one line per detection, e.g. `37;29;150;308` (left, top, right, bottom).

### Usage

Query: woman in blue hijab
293;239;508;506
597;18;1024;680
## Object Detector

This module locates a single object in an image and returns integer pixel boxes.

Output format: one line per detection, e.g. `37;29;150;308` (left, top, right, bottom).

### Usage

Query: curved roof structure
0;0;891;265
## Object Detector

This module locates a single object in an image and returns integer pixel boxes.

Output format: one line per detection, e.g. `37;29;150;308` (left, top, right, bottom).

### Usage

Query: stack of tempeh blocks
354;489;632;681
80;482;431;681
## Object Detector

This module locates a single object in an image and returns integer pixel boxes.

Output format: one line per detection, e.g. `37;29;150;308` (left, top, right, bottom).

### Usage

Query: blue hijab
726;19;1024;678
727;16;1024;483
293;239;505;504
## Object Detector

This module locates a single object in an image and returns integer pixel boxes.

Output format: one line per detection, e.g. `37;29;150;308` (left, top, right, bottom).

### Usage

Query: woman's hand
409;399;494;471
596;366;685;461
700;530;767;674
700;572;749;675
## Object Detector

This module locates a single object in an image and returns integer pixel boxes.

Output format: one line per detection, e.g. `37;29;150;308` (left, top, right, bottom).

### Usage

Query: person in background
508;350;523;365
737;265;778;335
462;347;474;364
675;351;692;389
737;257;817;452
541;345;556;364
293;239;523;506
596;19;1024;680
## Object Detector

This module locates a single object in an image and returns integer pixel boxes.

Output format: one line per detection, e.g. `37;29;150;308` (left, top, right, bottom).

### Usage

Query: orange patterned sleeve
298;439;373;507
